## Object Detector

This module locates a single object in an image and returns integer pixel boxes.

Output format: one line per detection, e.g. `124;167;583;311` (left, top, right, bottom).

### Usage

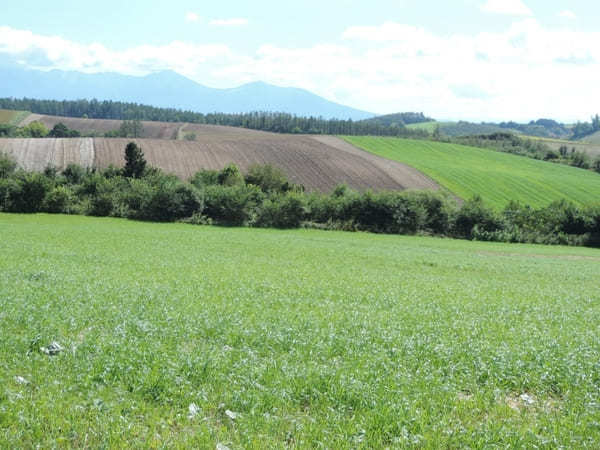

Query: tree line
572;115;600;139
0;98;429;137
1;146;599;248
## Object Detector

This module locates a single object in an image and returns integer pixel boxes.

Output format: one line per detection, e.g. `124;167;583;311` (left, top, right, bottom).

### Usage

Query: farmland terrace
0;128;439;193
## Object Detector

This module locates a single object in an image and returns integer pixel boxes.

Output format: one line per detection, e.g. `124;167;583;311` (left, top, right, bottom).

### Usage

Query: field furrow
346;136;600;208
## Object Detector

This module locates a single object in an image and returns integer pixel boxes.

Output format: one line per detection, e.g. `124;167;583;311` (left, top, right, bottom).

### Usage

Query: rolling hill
0;67;374;120
0;128;439;193
580;131;600;146
0;109;29;126
346;136;600;208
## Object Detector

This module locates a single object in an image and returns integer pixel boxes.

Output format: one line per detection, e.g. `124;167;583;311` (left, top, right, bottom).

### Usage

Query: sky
0;0;599;122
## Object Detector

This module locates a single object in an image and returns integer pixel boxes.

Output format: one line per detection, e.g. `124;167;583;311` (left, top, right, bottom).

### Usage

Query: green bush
86;177;127;217
452;196;502;238
217;164;244;186
0;178;19;211
408;191;453;234
16;121;48;138
43;186;74;214
123;175;204;222
63;164;86;185
0;153;18;179
48;123;81;138
256;193;306;228
204;184;264;226
7;172;52;213
245;164;294;194
141;179;204;222
189;169;220;188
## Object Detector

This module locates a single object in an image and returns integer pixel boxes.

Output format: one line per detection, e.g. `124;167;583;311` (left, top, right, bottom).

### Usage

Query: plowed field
0;133;438;193
21;114;181;139
0;138;95;171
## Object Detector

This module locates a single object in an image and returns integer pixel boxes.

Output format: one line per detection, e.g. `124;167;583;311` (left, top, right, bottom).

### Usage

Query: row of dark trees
1;146;599;247
572;115;600;139
0;98;429;137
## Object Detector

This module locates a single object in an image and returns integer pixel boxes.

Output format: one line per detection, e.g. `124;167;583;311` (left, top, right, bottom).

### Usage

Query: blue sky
1;0;599;121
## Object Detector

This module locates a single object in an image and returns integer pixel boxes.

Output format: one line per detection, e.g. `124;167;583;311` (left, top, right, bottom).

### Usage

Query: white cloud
1;22;600;122
558;10;577;20
481;0;532;16
185;12;201;23
0;26;232;77
209;18;248;27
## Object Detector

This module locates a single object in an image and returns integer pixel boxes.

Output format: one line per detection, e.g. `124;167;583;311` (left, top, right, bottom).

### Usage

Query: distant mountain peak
0;67;374;120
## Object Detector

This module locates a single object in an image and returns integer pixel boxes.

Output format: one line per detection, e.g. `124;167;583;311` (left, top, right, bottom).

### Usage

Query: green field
528;135;600;158
581;131;600;147
2;213;600;447
346;136;600;208
0;109;30;126
406;121;440;132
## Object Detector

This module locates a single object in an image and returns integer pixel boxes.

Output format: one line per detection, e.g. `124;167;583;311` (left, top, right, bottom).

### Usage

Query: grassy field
0;109;30;126
528;135;600;157
406;121;509;137
1;214;600;448
580;131;600;147
406;121;440;132
346;136;600;208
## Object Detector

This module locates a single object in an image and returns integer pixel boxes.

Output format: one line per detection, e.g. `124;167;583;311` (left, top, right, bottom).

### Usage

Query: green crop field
581;131;600;146
0;109;29;126
2;213;600;448
346;136;600;208
406;121;441;132
528;135;600;158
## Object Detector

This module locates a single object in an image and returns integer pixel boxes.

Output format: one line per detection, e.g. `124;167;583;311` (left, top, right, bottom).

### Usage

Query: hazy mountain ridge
0;66;374;120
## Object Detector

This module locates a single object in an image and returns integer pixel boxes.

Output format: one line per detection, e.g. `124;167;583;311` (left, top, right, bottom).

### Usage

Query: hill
0;67;374;120
345;136;600;208
0;130;438;193
0;109;29;126
580;130;600;146
498;119;571;139
361;112;433;127
406;119;573;139
530;136;600;158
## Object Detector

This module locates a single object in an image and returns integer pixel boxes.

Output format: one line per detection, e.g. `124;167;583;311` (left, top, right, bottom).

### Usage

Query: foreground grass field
2;214;600;448
346;136;600;208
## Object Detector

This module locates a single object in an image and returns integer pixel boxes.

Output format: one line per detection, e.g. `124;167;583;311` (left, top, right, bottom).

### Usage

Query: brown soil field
2;114;440;192
0;138;95;172
21;114;182;140
0;132;439;192
93;136;439;192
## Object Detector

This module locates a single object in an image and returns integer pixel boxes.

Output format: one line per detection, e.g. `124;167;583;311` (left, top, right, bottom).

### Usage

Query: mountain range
0;65;374;120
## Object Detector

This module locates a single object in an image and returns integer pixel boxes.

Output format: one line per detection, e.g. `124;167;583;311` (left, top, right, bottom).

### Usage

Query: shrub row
1;150;599;247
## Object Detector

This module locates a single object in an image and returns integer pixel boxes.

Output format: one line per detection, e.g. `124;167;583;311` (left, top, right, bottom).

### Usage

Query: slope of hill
530;136;600;158
580;131;600;145
498;119;571;139
0;67;374;120
0;130;439;193
0;109;29;126
21;114;181;139
405;119;574;139
361;112;433;127
345;136;600;208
